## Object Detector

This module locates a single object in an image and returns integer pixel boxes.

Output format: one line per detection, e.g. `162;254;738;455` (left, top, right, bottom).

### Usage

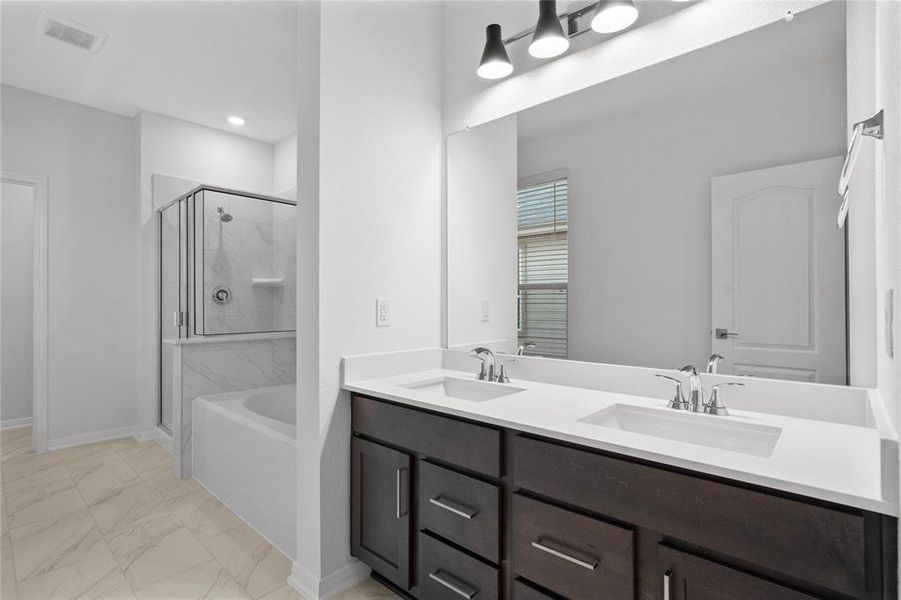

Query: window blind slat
517;178;568;359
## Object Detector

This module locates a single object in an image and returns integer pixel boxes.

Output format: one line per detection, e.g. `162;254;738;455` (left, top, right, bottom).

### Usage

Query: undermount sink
401;376;525;402
578;404;782;457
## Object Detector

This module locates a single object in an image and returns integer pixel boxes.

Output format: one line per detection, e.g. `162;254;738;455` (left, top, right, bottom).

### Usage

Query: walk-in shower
158;186;297;432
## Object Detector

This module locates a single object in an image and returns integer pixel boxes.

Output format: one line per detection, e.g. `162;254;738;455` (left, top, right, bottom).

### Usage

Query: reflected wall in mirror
446;2;849;384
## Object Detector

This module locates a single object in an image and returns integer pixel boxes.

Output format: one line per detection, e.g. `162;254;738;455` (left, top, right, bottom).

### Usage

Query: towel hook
837;109;883;228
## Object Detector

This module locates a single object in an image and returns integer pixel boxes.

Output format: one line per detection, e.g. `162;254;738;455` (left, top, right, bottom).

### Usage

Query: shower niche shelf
251;278;285;287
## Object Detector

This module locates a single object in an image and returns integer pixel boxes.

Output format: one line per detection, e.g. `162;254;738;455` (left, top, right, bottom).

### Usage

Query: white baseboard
48;425;135;451
0;417;33;430
133;428;160;443
288;559;370;599
155;427;173;454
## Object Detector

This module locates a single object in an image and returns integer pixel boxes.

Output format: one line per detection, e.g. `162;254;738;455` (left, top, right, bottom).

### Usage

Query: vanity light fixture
477;24;514;80
227;115;245;126
529;0;569;59
591;0;639;34
476;0;640;79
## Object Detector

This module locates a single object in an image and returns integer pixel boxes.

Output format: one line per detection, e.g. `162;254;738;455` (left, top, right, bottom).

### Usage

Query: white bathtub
192;384;296;559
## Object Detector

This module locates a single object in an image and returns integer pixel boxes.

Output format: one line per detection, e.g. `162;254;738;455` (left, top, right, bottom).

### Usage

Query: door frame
1;171;49;453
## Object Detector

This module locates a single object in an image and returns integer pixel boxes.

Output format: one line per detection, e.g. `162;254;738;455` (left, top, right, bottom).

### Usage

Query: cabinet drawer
419;533;498;600
420;460;500;562
513;494;634;600
514;435;869;598
353;395;500;477
658;544;819;599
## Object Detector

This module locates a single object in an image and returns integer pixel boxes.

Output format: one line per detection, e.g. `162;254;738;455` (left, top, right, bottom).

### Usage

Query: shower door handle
173;311;184;328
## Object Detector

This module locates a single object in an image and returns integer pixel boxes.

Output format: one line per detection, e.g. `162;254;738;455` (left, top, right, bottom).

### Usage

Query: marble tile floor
1;427;398;600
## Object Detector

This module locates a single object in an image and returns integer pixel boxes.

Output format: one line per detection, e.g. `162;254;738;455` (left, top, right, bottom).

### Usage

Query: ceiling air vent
37;11;108;53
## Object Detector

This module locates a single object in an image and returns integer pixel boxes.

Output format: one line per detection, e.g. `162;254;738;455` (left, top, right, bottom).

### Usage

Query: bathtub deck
0;426;397;599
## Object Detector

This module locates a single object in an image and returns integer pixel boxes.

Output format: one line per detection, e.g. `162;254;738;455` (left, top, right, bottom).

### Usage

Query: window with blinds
517;177;568;358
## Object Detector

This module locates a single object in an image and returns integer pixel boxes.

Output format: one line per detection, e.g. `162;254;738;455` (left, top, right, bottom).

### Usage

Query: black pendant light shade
477;24;513;80
529;0;569;58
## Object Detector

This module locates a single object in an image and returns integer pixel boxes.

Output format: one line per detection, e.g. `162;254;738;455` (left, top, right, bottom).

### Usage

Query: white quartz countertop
344;366;898;516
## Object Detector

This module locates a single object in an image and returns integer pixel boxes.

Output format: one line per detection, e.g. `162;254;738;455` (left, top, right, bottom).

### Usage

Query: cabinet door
658;545;818;600
351;437;412;590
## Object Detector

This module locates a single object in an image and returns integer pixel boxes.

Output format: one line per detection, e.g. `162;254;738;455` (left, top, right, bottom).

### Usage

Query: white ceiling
1;1;297;143
518;1;846;143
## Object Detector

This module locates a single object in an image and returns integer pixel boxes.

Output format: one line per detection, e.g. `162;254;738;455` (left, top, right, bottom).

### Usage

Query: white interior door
711;156;846;384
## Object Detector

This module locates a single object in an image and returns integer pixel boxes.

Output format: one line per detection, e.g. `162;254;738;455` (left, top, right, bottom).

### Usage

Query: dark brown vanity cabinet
351;394;897;600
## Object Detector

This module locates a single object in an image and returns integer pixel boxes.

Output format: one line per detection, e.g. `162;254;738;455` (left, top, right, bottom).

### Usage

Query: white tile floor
0;427;398;599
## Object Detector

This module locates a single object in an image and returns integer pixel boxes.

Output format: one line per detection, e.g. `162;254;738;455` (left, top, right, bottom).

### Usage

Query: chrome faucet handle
656;374;688;411
495;363;510;383
704;382;744;416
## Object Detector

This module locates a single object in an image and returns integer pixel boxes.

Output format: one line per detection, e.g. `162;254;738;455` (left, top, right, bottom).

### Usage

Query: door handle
715;328;739;340
663;569;673;600
395;468;407;519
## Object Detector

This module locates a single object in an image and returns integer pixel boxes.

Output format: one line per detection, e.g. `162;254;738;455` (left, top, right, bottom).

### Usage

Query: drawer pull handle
664;569;673;600
429;496;478;520
395;468;406;519
428;569;478;599
531;538;598;571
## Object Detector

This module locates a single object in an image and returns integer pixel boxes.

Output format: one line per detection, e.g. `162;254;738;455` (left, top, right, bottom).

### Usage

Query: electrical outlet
376;298;391;327
481;299;490;322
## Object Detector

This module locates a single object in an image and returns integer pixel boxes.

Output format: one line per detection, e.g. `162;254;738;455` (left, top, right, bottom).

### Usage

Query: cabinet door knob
531;538;598;570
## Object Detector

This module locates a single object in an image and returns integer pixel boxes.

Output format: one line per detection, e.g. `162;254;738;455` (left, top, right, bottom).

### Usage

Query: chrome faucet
679;365;704;412
517;341;537;356
706;354;724;374
470;347;496;381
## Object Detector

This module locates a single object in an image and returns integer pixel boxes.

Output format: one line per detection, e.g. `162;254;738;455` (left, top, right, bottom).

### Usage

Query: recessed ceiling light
227;116;245;126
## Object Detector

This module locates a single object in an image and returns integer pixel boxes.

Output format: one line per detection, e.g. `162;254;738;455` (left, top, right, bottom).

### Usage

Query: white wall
294;0;442;594
0;181;34;424
517;61;846;369
447;115;518;351
0;85;138;444
135;112;280;438
274;133;298;198
846;0;901;578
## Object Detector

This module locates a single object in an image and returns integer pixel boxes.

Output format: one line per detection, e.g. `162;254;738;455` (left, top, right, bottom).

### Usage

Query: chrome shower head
217;206;233;222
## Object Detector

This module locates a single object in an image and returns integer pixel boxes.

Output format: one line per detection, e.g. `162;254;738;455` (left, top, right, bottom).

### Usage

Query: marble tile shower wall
202;193;297;335
174;337;296;478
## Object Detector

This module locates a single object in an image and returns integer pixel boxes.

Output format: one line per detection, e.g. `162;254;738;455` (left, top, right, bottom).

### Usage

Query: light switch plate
481;299;490;322
376;298;390;327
